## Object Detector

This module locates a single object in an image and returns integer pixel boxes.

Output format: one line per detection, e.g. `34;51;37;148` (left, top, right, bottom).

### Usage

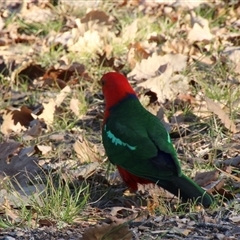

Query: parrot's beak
99;77;106;87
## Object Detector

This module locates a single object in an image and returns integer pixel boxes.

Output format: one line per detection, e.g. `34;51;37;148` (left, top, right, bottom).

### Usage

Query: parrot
100;72;213;207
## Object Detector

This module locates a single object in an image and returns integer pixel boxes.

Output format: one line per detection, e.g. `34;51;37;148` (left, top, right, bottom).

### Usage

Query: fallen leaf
73;135;100;163
0;146;39;188
0;141;21;162
19;146;35;157
19;5;55;23
23;119;42;139
128;53;187;80
82;221;132;240
38;218;57;227
38;98;56;125
110;207;137;219
229;216;240;223
170;226;191;237
0;184;45;207
49;133;65;141
211;179;235;200
222;46;240;74
70;98;80;117
55;85;71;107
68;30;104;55
127;42;150;69
2;198;21;224
138;66;189;103
42;61;88;88
162;38;194;55
214;165;240;182
0;107;33;135
107;170;123;185
35;145;52;155
71;162;100;179
173;0;206;9
188;14;213;43
47;160;77;171
195;170;219;187
121;19;138;43
81;10;112;25
38;86;70;125
217;156;240;167
205;97;237;133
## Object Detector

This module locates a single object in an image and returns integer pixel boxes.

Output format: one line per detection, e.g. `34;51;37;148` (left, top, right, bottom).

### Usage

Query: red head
100;72;136;120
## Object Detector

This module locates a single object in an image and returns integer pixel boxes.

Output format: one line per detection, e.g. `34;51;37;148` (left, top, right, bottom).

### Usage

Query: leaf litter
0;0;240;239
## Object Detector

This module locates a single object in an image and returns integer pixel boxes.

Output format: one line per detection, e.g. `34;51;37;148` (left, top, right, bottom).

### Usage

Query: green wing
102;97;182;179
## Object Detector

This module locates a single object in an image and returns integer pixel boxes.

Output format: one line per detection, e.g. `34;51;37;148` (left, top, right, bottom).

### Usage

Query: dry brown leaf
214;165;240;182
10;63;45;82
0;15;4;31
107;170;123;185
188;14;213;43
191;54;215;66
38;98;56;125
211;179;235;200
0;184;45;207
47;160;77;171
104;44;114;59
229;216;240;223
71;162;100;179
55;85;71;107
205;97;237;133
162;38;194;55
1;106;34;135
20;146;35;157
110;207;136;218
222;46;240;74
195;170;219;187
0;141;21;162
49;9;115;55
42;78;67;89
82;221;132;240
170;227;192;237
1;20;36;49
42;62;88;88
121;19;138;43
217;156;240;167
0;145;39;188
2;198;20;224
226;33;240;46
68;30;104;54
73;136;100;163
81;10;112;25
19;5;54;23
128;53;187;80
138;66;189;103
35;145;52;155
38;86;71;125
38;218;57;227
70;98;80;117
127;42;150;69
173;0;206;9
97;51;118;71
24;119;42;139
49;133;65;141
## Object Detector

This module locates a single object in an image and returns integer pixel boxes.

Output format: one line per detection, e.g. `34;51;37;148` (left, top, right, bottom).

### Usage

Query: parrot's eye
100;79;106;86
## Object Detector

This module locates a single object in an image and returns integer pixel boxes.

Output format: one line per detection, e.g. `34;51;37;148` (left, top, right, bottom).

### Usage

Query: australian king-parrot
100;72;213;207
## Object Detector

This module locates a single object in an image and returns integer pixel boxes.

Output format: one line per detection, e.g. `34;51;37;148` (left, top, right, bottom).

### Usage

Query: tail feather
156;174;213;207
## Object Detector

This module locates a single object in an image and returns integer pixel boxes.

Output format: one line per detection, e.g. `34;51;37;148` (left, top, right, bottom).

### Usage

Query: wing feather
102;97;182;179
